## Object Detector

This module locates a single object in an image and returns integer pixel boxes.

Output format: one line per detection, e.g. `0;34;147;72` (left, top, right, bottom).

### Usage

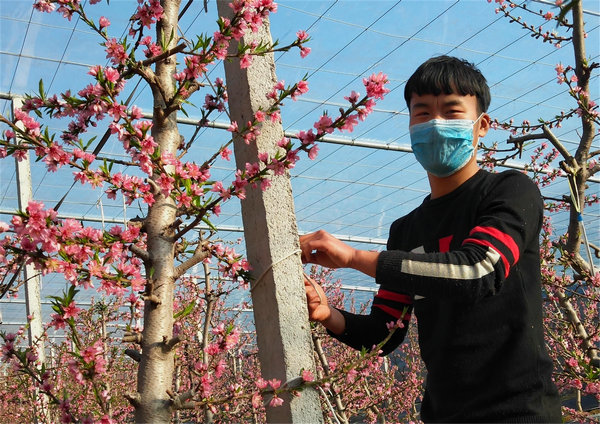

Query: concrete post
13;96;48;424
13;97;46;366
216;2;323;423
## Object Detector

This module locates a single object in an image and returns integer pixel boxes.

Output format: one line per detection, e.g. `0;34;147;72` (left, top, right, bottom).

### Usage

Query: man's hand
300;230;356;269
304;274;330;322
300;230;380;278
303;273;346;335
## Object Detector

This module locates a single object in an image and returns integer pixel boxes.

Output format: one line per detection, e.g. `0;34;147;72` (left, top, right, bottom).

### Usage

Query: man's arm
376;171;543;301
304;274;412;355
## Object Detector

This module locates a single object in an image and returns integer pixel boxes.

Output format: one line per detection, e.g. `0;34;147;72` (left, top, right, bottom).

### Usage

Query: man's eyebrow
410;102;429;110
441;99;466;107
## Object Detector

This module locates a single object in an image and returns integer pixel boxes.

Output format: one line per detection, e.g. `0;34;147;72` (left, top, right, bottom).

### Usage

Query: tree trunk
560;0;599;367
135;0;182;422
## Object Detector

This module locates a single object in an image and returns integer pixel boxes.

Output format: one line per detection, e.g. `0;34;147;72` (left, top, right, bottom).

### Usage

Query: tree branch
143;294;162;306
311;331;349;424
571;0;595;165
145;177;161;195
124;348;142;362
133;66;169;108
173;240;211;278
164;80;206;116
588;242;600;259
123;331;143;345
201;262;216;423
122;42;187;79
168;390;197;410
555;288;600;367
129;244;149;263
507;131;548;145
124;392;141;408
163;335;183;352
542;125;572;160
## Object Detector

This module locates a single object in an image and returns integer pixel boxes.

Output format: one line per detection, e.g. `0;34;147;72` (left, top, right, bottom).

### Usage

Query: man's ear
477;113;490;138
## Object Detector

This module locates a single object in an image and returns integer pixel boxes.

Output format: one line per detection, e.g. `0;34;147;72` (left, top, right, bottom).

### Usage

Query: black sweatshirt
331;169;562;423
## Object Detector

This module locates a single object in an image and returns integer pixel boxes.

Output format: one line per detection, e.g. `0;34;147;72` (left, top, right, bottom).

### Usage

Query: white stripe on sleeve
401;247;501;280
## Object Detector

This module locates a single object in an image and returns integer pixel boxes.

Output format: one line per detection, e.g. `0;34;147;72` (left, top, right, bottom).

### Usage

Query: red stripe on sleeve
374;304;411;320
438;235;453;253
463;238;510;278
375;289;412;304
468;226;520;264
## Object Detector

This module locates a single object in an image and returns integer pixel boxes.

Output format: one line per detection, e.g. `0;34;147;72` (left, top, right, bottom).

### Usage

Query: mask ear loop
472;112;487;149
473;112;485;127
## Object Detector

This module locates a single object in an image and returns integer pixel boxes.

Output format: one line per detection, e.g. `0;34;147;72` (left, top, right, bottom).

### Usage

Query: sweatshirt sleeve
376;171;543;303
327;288;413;356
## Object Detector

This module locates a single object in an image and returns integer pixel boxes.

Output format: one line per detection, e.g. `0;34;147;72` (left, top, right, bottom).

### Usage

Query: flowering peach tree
0;0;391;422
486;0;599;420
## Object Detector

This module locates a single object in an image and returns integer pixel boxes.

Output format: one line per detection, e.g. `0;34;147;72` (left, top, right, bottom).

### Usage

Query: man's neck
427;161;480;199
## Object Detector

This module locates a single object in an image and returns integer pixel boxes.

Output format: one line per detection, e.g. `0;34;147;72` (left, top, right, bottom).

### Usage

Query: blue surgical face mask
409;114;483;177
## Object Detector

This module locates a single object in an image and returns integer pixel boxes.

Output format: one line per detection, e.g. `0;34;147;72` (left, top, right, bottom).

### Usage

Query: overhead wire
6;7;34;95
274;0;339;63
0;7;35;216
285;0;460;131
285;1;409;184
31;4;87;200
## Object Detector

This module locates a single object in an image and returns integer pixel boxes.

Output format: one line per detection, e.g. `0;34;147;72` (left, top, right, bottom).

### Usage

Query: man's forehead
409;93;477;108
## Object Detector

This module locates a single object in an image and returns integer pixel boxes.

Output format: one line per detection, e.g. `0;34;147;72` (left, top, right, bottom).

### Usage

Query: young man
300;56;562;423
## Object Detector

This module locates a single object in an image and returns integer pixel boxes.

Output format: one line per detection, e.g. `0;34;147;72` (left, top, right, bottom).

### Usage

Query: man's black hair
404;55;491;113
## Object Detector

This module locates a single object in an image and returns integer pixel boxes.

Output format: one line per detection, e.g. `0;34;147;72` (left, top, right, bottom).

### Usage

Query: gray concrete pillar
13;97;46;366
216;2;323;423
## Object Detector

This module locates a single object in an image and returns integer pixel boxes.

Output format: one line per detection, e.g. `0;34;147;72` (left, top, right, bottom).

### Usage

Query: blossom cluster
1;297;135;423
526;142;563;187
555;63;600;123
0;201;146;300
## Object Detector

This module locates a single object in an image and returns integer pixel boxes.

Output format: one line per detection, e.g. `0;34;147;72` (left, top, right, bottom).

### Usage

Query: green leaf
64;285;79;304
202;216;218;232
84;136;96;150
174;301;195;320
180;105;189;118
38;79;45;101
